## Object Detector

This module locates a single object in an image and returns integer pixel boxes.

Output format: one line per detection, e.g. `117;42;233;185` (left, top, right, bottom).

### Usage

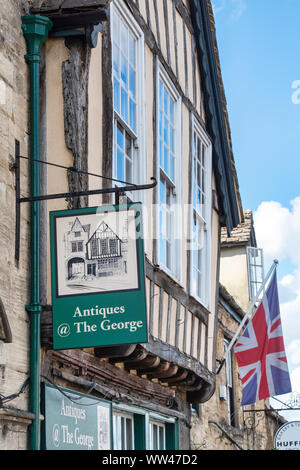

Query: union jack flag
234;271;292;406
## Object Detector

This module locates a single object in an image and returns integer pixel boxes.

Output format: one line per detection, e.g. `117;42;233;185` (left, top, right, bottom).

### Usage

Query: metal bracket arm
17;178;157;203
14;141;157;260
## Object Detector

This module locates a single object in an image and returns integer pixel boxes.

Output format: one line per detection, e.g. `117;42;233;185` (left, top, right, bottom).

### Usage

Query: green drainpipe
21;14;52;451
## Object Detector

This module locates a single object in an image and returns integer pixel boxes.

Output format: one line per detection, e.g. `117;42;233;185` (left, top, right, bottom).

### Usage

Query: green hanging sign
50;203;148;350
42;383;112;450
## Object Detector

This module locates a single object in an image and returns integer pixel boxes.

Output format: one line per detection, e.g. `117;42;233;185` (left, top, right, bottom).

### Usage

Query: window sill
189;291;210;314
155;262;183;290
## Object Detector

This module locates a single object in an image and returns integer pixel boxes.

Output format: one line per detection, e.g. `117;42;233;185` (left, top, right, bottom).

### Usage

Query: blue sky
213;0;300;211
212;0;300;416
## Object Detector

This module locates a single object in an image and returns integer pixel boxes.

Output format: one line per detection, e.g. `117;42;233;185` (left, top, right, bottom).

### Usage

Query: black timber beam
42;9;108;31
31;1;109;46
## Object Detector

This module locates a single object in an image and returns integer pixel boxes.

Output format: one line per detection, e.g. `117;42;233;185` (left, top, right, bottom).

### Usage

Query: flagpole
216;259;279;375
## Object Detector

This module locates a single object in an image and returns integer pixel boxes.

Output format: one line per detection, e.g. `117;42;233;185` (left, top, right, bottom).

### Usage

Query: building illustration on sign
55;210;138;297
64;217;127;282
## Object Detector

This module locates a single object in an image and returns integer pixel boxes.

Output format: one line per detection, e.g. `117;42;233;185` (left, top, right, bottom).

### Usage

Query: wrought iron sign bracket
14;140;157;261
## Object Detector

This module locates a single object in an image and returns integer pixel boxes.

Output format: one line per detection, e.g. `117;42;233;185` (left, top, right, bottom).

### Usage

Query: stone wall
0;0;33;450
191;301;244;450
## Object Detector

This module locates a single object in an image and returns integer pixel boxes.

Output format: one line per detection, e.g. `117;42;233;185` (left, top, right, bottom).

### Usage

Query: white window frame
112;403;176;450
149;419;166;450
110;0;146;202
113;410;135;450
224;338;235;426
189;116;212;310
247;247;264;301
155;59;182;283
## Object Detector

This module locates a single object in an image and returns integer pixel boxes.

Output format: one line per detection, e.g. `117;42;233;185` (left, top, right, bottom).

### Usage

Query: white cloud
212;0;246;21
254;197;300;270
280;292;300;334
212;0;226;14
288;340;300;366
291;367;300;392
253;200;292;267
230;0;246;21
281;274;295;287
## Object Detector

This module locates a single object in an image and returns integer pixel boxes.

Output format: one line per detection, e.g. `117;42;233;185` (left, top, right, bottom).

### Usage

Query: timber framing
115;0;242;233
35;0;242;410
189;0;242;234
31;1;110;32
124;0;206;128
41;316;214;403
62;36;91;208
32;0;242;232
41;347;192;428
145;260;209;326
101;20;113;204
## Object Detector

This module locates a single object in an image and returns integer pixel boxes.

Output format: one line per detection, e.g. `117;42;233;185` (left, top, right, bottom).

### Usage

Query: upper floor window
71;241;83;253
190;118;212;308
247;247;264;300
159;79;176;183
156;62;182;281
111;0;145;189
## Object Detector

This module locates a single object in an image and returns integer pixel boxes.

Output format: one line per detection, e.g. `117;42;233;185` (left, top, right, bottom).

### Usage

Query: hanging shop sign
42;383;112;450
274;421;300;450
50;203;148;350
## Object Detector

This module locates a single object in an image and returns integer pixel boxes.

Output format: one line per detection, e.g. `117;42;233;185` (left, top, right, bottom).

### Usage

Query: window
159;80;175;182
149;420;165;450
100;239;108;255
112;405;178;450
71;241;83;253
190;119;212;308
224;339;235;426
111;0;145;192
109;238;118;255
90;239;98;258
159;180;173;270
247;247;264;300
113;412;134;450
156;63;181;281
87;263;96;276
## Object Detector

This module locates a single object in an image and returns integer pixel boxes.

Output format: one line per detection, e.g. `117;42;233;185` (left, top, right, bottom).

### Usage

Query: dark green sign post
50;203;148;350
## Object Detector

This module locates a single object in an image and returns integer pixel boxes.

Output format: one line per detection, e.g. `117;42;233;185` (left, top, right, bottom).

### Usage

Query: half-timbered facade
34;0;242;449
0;0;249;450
86;221;125;276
